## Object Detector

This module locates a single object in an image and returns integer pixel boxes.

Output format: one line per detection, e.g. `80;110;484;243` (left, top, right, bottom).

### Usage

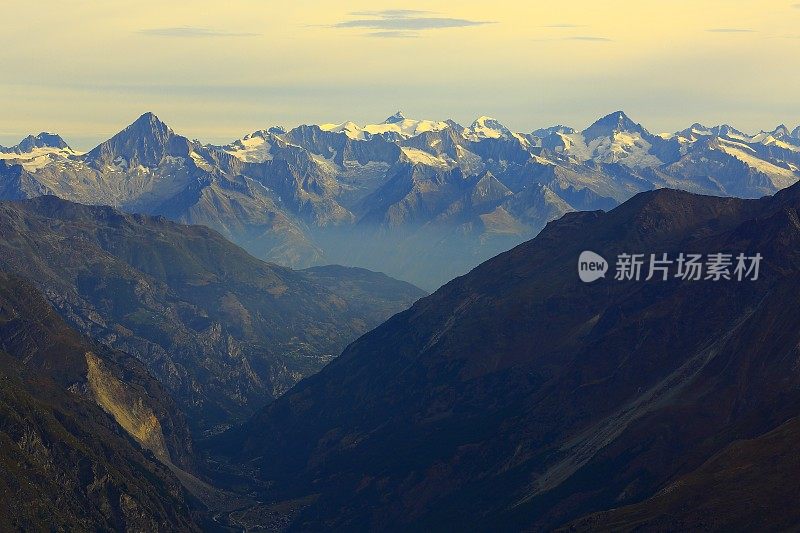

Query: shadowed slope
0;196;424;434
208;184;800;530
0;273;196;531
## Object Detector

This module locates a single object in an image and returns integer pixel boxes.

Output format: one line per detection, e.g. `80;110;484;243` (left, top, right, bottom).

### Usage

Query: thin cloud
334;9;493;36
566;36;612;42
350;10;430;17
706;28;755;33
794;3;800;7
533;35;613;43
369;31;420;38
139;26;260;38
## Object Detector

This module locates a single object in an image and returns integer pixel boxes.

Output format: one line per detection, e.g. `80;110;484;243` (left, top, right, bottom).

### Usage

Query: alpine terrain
2;111;799;289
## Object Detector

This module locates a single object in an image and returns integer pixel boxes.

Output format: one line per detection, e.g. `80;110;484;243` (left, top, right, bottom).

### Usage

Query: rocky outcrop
0;272;196;531
85;351;170;462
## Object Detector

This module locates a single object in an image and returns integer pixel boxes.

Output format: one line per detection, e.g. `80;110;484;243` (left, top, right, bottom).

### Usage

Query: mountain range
206;179;800;530
0;196;423;436
2;111;799;289
3;113;800;530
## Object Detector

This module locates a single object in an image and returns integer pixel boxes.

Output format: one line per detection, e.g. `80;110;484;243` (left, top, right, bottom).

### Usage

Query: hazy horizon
4;108;800;152
3;0;799;149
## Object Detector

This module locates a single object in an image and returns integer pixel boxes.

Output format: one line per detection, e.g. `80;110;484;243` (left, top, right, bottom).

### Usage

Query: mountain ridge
206;179;800;530
2;110;799;289
0;195;425;435
7;110;799;156
0;132;71;153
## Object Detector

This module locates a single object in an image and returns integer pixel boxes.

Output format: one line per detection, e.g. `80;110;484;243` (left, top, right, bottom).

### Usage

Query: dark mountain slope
0;196;424;434
210;183;800;530
0;272;196;531
564;415;800;531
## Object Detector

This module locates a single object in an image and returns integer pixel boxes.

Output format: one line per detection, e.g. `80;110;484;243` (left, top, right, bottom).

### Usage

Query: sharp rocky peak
86;112;186;166
583;110;646;141
126;112;172;136
532;125;576;138
770;124;790;137
383;111;407;124
711;124;747;138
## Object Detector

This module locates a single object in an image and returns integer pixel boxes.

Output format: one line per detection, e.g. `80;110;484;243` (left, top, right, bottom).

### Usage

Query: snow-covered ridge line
216;111;799;173
319;112;451;141
2;110;799;291
6;111;799;156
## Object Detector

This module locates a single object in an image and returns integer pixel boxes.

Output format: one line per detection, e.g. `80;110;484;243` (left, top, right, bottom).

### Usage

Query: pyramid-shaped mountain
582;110;648;141
86;112;189;166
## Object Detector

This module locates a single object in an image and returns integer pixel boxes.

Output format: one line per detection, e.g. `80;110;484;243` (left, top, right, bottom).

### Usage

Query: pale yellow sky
2;0;799;148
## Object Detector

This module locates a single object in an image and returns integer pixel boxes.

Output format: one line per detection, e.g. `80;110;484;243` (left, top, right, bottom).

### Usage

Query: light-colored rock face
0;272;197;530
85;351;170;462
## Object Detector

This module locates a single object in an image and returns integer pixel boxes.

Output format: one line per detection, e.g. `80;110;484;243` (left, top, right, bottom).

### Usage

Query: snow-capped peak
711;124;748;140
676;123;714;139
0;132;76;164
219;127;287;163
583;111;646;142
463;116;513;140
0;132;79;170
320;114;450;141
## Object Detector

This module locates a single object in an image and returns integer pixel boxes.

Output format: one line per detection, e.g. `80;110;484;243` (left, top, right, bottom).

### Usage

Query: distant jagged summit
19;132;69;151
0;132;70;154
676;123;712;138
532;125;576;137
383;111;407;124
770;124;791;137
711;124;748;139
